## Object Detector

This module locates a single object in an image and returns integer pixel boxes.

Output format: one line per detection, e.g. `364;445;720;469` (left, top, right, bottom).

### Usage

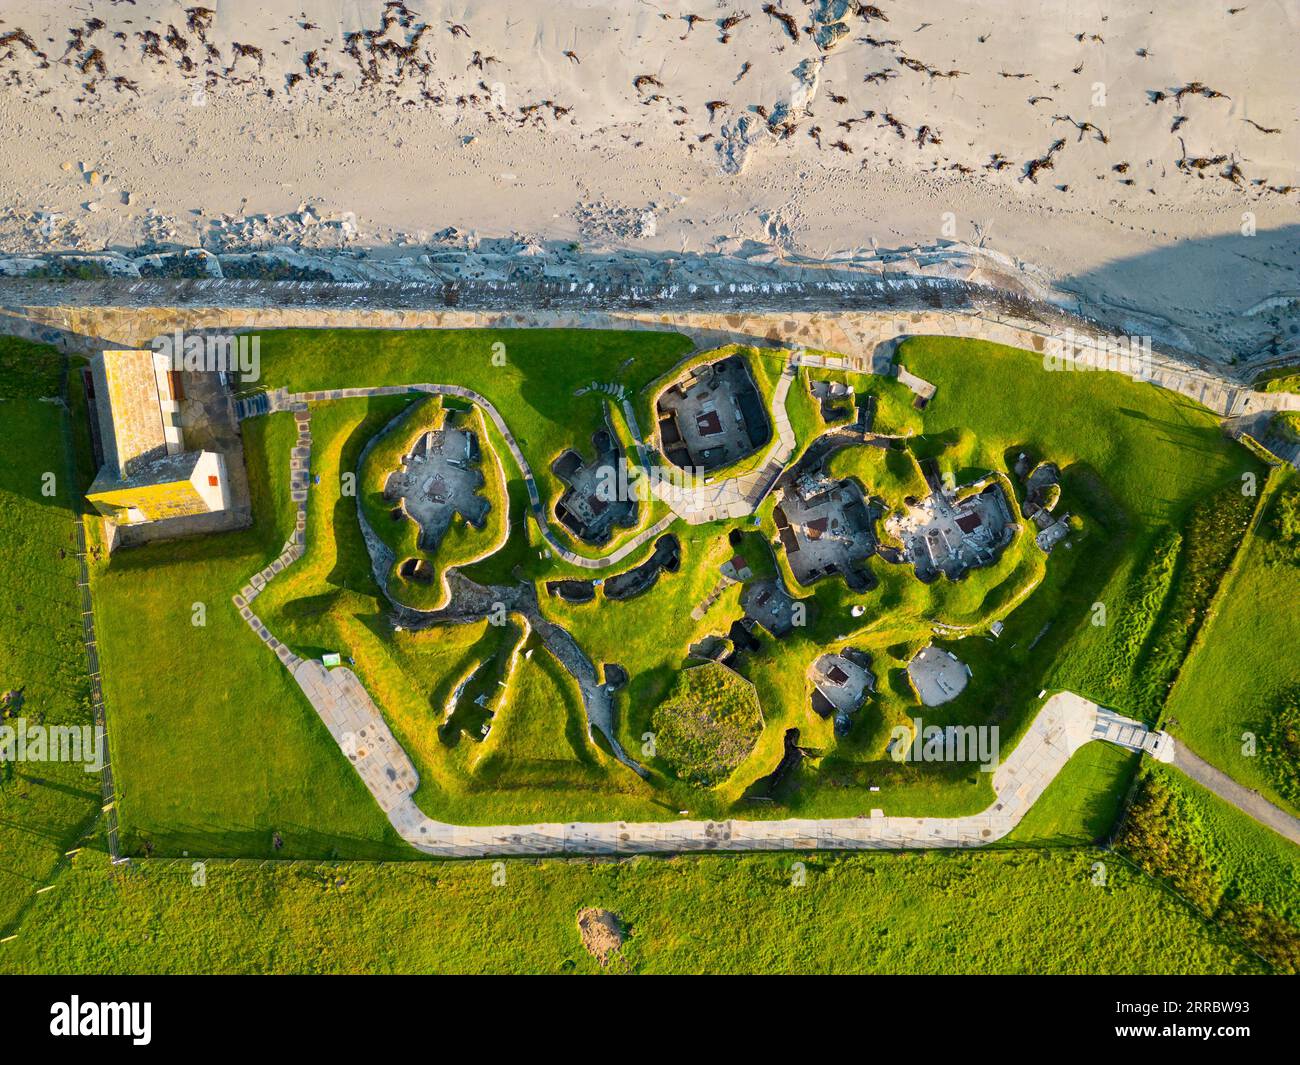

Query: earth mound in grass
651;662;764;786
576;908;626;968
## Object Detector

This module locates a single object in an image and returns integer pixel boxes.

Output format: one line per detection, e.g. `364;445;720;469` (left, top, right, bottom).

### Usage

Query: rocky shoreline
4;236;1278;372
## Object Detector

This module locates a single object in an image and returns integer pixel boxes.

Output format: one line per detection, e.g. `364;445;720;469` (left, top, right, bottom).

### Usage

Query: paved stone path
301;683;1148;856
227;351;1300;856
230;401;1180;855
1173;745;1300;847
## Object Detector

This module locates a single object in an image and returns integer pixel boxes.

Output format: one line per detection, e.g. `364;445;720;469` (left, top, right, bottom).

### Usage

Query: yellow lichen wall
87;478;208;524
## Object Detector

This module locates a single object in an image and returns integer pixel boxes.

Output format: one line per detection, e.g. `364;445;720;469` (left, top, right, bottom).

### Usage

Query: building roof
92;450;203;493
92;349;167;477
956;511;983;533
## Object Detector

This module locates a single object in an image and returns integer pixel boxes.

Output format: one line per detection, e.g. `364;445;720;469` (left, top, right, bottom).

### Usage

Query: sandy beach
0;0;1296;362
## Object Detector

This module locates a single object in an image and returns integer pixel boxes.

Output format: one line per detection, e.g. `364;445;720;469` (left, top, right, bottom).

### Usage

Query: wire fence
59;358;121;863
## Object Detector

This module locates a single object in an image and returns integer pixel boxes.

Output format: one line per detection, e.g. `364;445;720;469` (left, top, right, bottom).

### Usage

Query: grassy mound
804;364;925;437
651;662;763;787
357;395;508;610
827;443;928;509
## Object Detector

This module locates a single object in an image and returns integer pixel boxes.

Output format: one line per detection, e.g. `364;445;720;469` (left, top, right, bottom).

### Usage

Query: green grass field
261;327;692;559
1163;471;1300;814
94;406;409;860
55;325;1284;847
0;842;1265;974
246;398;661;826
1116;763;1300;972
893;337;1263;731
0;341;100;936
1004;741;1139;847
3;327;1298;977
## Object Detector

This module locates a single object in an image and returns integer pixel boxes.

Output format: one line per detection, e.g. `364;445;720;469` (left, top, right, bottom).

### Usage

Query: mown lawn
258;327;693;560
1;843;1263;974
89;328;1274;850
897;336;1263;726
94;408;409;860
6;327;1296;976
250;398;659;826
470;636;609;790
1004;742;1139;846
0;342;100;935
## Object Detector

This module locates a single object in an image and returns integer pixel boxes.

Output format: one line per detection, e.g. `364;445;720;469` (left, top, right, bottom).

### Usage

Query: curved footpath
230;384;1151;857
1173;746;1300;847
294;674;1138;857
232;374;1300;856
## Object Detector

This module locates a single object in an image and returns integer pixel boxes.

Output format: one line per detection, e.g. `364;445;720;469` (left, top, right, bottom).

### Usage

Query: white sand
0;0;1296;360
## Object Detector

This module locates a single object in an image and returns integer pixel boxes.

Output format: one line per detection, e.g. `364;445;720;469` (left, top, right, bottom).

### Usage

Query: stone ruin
383;412;490;557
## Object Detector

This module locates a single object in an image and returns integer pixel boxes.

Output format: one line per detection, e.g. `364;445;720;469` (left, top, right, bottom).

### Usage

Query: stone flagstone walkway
231;367;1299;857
305;683;1141;857
232;398;1173;856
